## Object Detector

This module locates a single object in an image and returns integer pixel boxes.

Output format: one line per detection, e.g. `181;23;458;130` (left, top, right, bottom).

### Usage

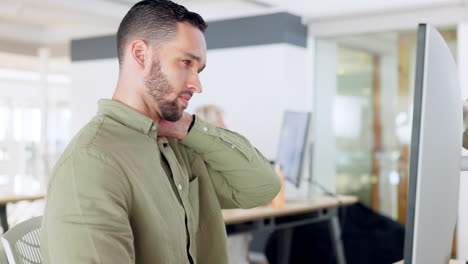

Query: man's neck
113;82;161;123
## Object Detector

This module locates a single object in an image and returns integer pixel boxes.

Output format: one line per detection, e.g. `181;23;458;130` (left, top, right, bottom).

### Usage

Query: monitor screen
275;111;311;187
404;24;462;263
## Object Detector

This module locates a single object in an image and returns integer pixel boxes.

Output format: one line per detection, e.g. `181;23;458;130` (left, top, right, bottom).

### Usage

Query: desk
223;195;357;264
395;261;464;264
0;194;45;232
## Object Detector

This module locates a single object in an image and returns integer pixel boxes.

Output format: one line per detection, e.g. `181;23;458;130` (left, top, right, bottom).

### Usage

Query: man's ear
130;40;151;71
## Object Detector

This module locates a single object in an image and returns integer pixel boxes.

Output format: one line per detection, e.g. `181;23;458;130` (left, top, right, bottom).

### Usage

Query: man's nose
188;74;203;94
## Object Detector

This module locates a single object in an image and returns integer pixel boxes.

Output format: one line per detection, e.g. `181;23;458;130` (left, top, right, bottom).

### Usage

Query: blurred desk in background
223;195;357;264
0;194;44;233
394;260;464;264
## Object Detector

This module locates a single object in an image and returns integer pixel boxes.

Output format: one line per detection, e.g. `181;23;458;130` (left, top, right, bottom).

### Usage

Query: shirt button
177;184;183;191
203;127;208;132
231;145;235;149
151;125;156;131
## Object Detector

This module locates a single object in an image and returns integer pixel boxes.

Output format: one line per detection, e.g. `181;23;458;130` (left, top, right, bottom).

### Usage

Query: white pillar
283;34;319;201
38;47;50;193
305;33;316;112
457;22;468;260
311;39;337;194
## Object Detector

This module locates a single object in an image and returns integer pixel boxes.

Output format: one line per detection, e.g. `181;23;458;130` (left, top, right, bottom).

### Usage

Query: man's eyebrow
183;52;201;62
183;52;206;72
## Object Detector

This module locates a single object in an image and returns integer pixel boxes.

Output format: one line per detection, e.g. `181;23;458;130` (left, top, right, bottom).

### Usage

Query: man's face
145;22;207;122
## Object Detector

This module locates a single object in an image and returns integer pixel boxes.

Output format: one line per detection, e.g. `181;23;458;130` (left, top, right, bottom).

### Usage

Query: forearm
181;117;281;208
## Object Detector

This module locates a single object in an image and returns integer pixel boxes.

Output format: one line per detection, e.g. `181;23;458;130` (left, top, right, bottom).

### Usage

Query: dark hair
116;0;207;65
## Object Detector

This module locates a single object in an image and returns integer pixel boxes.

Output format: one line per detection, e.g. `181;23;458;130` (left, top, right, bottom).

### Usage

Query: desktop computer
275;111;311;188
404;24;462;263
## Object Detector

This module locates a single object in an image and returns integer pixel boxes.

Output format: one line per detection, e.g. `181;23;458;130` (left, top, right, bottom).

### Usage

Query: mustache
179;91;193;98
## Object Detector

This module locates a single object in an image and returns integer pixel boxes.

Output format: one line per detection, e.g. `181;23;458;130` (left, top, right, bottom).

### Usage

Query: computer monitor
404;24;462;263
275;111;311;187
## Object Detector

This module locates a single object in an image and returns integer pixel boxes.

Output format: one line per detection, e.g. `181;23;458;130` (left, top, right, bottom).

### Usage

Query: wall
70;58;119;135
310;39;337;194
194;43;307;159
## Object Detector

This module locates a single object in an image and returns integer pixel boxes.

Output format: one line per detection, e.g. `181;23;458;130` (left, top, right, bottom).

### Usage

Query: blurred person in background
194;104;226;129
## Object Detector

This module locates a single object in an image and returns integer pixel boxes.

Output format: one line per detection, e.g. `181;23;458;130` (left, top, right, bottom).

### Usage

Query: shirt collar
97;99;157;136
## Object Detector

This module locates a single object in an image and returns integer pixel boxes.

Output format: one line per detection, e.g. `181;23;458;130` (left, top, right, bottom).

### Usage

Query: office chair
1;216;42;264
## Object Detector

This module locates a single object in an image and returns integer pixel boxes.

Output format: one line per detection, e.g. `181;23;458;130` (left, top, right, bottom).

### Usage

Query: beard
144;59;184;122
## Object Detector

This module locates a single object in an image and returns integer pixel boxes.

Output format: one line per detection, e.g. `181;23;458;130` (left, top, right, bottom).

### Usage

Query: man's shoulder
49;131;125;192
55;115;120;169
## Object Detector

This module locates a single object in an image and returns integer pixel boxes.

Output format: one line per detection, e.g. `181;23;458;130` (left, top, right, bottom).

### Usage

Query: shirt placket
159;141;196;264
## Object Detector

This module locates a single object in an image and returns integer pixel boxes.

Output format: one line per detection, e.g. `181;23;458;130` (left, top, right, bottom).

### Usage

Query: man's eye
183;60;191;65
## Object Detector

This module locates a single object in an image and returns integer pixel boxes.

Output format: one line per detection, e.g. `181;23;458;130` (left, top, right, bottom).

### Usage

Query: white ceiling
0;0;466;58
277;0;464;19
0;0;279;48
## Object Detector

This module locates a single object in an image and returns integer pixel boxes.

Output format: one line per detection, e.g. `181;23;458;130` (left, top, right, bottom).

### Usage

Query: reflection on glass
0;175;9;185
0;53;71;194
13;173;40;195
334;47;375;207
330;28;457;223
13;107;41;143
0;148;9;161
0;107;9;141
0;101;71;194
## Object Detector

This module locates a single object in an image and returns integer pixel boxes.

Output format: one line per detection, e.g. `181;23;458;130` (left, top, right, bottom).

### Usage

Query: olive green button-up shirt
41;99;281;264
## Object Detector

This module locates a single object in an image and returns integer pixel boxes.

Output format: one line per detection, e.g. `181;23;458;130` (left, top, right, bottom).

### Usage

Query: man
40;1;281;263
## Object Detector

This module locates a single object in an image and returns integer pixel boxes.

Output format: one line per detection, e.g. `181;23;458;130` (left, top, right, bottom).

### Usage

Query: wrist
188;115;196;132
177;114;194;141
